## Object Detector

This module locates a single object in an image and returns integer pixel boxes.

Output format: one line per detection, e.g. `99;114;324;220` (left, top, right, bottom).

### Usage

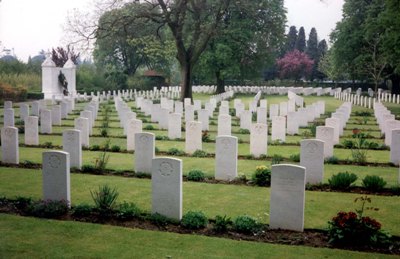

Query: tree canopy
330;0;400;94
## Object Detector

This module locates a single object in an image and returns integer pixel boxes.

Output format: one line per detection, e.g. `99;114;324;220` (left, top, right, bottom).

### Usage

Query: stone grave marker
63;129;82;169
271;116;286;142
240;110;252;130
250;123;268;158
316;126;334;158
218;114;232;136
185;121;202;154
168;113;182;139
134;132;155;174
19;103;29;121
300;139;324;184
1;126;19;164
215;136;238;181
74;117;89;147
52;105;62;126
40;109;52;134
42;151;70;205
270;164;306;232
390;128;400;165
127;119;142;151
25;116;39;145
3;108;15;127
152;157;182;220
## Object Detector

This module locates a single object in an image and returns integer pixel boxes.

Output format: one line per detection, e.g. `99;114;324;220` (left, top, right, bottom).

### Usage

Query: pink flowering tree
276;50;314;81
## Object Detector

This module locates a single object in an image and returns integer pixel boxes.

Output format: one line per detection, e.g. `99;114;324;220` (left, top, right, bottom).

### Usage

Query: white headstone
316;126;334;158
42;151;70;205
250;123;268;158
51;105;62;126
286;112;299;135
198;109;209;131
390;128;400;166
240;110;252;130
127;119;142;151
325;118;340;144
152;157;182;220
3;108;15;127
63;129;82;169
1;126;19;164
74;117;89;147
217;114;231;136
40;109;52;134
215;136;238;181
257;107;267;124
134;132;155;174
168;113;182;140
271;116;286;142
184;105;195;122
24;116;39;145
300;139;324;184
19;103;29;121
185;121;202;154
270;164;306;232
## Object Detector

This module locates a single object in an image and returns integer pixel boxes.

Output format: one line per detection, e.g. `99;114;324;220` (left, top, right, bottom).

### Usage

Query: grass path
0;214;397;259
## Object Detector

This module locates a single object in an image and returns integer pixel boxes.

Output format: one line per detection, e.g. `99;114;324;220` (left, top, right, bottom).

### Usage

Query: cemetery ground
1;94;400;258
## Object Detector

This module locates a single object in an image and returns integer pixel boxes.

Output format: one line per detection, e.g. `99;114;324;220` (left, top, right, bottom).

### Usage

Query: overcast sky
0;0;344;62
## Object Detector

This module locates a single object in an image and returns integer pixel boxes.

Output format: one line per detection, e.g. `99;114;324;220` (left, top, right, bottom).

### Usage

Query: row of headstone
374;103;400;165
336;92;374;108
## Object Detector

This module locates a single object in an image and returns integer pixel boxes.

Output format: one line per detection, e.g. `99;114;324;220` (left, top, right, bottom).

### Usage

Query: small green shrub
144;125;155;130
202;131;211;142
192;149;208;157
213;215;232;232
210;121;216;126
90;145;101;151
251;165;271;186
233;215;261;234
187;170;205;182
328;172;358;190
271;154;283;165
71;204;93;217
181;211;208;229
100;128;108;137
90;184;119;214
167;148;185;156
149;213;169;227
43;142;53;148
27;199;69;218
81;164;96;173
391;185;400;195
342;139;355;149
238;128;250;134
110;145;121;152
289;153;300;162
13;196;33;211
325;156;339;164
116;202;141;220
362;175;387;192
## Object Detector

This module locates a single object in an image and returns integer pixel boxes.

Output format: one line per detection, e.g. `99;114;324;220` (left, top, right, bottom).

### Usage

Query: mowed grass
2;214;397;259
0;167;399;235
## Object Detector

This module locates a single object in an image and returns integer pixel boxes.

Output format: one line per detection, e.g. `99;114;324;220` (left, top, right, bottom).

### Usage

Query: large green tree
306;27;319;80
285;26;298;54
94;3;174;77
295;26;306;52
330;0;400;94
194;0;286;93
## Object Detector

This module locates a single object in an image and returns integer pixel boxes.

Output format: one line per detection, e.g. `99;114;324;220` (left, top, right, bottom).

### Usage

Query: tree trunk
390;73;400;95
216;70;225;94
180;62;193;102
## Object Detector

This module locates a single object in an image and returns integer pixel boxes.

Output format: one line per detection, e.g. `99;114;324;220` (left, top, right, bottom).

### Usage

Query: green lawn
2;214;396;258
0;168;399;235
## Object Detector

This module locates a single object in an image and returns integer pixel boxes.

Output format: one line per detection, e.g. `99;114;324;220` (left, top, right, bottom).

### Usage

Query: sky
0;0;344;62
